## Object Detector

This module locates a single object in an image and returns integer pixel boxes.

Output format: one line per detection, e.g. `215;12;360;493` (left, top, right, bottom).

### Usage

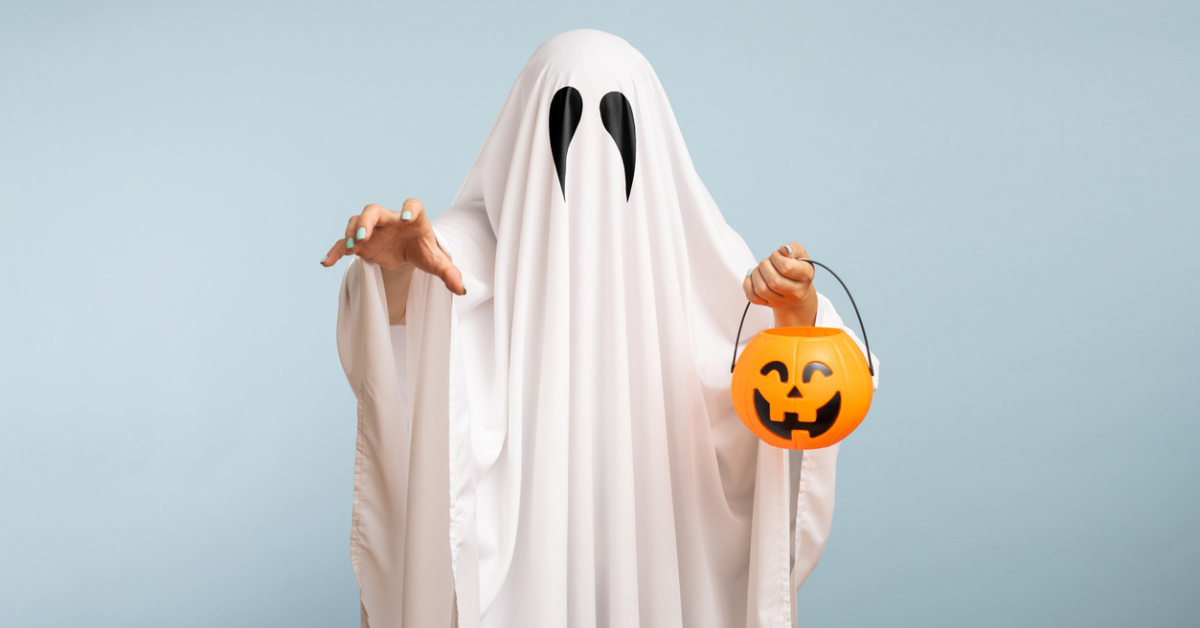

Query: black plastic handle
731;258;873;376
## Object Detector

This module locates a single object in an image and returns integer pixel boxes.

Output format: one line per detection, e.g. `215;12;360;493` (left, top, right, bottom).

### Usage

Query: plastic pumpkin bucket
730;259;875;450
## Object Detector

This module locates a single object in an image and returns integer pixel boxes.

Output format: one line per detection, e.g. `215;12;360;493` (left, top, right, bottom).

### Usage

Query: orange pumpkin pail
730;259;875;450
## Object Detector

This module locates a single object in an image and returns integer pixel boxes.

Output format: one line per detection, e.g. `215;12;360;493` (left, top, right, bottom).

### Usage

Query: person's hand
319;198;466;296
743;242;817;326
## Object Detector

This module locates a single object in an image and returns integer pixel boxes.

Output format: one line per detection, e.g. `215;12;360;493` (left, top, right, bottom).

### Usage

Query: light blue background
2;1;1197;626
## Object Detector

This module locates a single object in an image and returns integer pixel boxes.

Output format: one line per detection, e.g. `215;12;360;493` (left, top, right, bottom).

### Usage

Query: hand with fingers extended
743;242;818;327
319;198;466;297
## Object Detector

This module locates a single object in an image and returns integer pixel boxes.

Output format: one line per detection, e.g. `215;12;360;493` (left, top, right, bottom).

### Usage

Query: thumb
404;228;467;296
435;259;466;296
420;237;466;296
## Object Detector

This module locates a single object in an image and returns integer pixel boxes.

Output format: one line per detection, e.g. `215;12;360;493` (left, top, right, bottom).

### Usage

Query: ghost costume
335;29;879;628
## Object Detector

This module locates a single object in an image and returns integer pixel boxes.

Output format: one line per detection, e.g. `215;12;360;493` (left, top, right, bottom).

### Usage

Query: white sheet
336;28;880;628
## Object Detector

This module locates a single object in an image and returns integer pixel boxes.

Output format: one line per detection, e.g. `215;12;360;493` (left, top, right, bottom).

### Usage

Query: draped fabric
335;28;880;628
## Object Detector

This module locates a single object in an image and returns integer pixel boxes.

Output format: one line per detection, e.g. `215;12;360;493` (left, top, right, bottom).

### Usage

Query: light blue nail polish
356;227;366;240
346;237;355;249
320;255;328;264
747;268;754;277
401;210;412;221
784;244;793;255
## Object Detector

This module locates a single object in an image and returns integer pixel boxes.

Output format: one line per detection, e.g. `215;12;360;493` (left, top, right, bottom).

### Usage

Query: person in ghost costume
320;29;879;628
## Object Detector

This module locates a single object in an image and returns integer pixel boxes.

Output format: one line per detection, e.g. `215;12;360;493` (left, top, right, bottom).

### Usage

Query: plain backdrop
2;1;1197;626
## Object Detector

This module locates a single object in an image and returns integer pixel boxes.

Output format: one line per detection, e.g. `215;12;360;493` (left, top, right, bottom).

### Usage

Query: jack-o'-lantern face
752;360;841;440
730;326;873;450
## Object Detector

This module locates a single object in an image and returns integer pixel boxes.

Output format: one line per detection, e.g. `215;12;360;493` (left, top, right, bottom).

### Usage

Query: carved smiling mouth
753;389;841;439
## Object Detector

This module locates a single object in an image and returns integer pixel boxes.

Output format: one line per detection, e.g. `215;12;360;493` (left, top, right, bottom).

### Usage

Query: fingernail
356;227;366;240
320;255;328;265
462;287;467;295
784;244;793;255
401;210;412;221
746;268;754;277
346;237;355;249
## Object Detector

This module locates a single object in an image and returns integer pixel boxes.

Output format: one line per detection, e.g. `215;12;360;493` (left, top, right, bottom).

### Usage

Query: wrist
381;261;415;275
771;290;818;327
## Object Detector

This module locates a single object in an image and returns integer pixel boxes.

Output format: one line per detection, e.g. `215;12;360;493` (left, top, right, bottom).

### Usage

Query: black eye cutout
549;86;583;201
802;362;833;383
599;91;636;201
760;361;789;382
548;87;637;202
